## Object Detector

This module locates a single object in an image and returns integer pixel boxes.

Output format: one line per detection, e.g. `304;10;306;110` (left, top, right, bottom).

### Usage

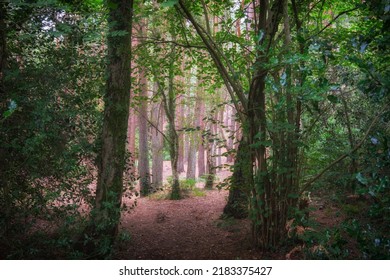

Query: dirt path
115;189;262;260
112;161;345;260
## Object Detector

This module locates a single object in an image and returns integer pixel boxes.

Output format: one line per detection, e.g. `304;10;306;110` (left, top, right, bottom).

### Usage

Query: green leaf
161;0;178;8
107;1;118;9
327;95;339;104
356;173;368;185
3;110;13;118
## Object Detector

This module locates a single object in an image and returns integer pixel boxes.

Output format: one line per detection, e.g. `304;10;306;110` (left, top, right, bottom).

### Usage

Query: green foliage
344;219;390;259
191;187;206;197
0;1;107;258
160;0;178;8
180;178;196;190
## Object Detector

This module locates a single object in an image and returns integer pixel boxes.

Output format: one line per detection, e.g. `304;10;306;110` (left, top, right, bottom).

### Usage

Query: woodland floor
111;161;356;260
116;188;260;260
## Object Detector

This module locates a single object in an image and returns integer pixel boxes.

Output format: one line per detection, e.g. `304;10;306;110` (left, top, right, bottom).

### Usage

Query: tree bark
196;87;206;177
151;91;165;190
137;18;151;196
205;112;217;189
166;73;180;199
226;106;235;163
223;139;251;218
158;46;181;199
186;102;197;180
127;107;137;161
82;0;133;258
176;95;185;173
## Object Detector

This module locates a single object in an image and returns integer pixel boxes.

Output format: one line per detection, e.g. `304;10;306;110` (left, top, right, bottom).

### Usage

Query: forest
0;0;389;260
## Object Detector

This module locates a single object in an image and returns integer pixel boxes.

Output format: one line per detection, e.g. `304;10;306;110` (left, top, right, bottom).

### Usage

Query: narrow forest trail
116;189;262;260
112;161;350;260
114;159;261;260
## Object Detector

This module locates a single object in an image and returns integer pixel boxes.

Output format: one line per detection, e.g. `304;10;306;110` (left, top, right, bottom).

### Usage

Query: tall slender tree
137;16;151;196
151;88;165;190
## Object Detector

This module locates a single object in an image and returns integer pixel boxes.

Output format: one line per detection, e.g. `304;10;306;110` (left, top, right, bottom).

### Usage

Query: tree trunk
205;115;217;189
151;93;165;191
166;74;180;199
223;139;251;218
176;95;185;173
82;0;133;258
137;74;150;196
196;90;206;177
227;106;235;163
217;107;224;167
158;48;181;199
137;19;151;196
127;107;137;162
186;103;197;179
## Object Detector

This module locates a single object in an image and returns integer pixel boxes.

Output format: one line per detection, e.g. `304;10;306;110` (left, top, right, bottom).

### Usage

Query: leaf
327;95;339;103
356;172;368;185
3;110;12;118
360;42;368;53
280;72;287;86
161;0;178;8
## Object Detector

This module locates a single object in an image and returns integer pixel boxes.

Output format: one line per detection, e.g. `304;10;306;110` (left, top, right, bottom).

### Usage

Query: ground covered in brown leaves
110;161;357;260
116;188;263;260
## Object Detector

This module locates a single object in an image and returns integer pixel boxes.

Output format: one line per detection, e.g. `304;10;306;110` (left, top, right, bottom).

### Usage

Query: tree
195;81;206;177
82;0;134;257
175;0;343;249
151;88;165;190
136;13;151;196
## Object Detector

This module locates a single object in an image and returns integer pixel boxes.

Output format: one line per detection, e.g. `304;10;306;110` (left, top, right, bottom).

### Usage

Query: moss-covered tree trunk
81;0;133;258
223;139;251;218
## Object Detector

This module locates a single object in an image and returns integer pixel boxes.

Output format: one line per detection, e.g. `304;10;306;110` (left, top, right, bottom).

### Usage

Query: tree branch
300;104;389;194
308;7;360;40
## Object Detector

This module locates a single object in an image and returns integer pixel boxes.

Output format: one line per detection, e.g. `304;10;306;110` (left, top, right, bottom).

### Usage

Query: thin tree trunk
137;74;150;195
157;45;181;199
186;101;197;179
186;133;197;180
167;73;180;199
227;106;236;162
177;95;185;173
127;108;137;160
196;88;206;177
151;90;165;190
217;107;224;167
205;113;217;189
137;19;151;196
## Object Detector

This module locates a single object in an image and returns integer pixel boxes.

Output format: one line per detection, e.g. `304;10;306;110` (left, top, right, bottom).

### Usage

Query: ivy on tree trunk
80;0;133;258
